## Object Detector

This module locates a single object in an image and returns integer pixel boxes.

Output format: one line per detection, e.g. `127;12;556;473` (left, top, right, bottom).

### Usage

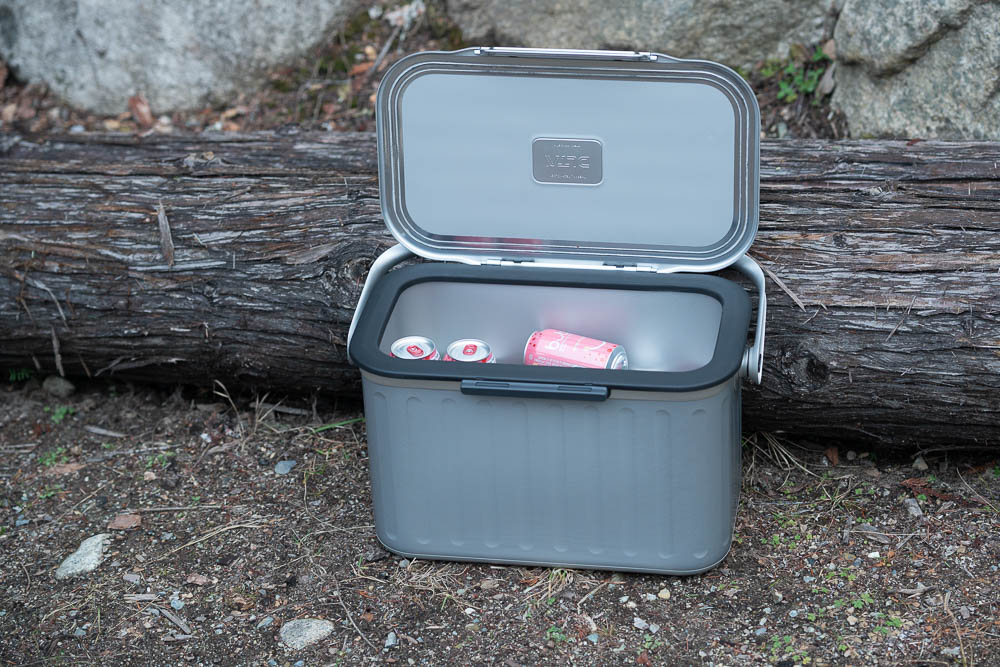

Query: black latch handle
460;380;609;401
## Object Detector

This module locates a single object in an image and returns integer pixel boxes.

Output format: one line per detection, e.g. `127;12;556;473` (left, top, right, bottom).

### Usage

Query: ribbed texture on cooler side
363;376;741;575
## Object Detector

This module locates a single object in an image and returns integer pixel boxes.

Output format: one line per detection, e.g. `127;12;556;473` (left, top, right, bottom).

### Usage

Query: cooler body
361;372;741;575
349;263;751;574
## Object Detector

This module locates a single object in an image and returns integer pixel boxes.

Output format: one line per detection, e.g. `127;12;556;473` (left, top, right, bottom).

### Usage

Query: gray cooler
348;47;766;575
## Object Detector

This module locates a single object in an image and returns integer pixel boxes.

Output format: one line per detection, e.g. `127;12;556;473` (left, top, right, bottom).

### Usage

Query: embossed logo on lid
532;138;603;185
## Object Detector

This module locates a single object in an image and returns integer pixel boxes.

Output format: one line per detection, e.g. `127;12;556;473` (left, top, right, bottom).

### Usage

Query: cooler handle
733;255;766;385
461;380;609;401
347;244;414;365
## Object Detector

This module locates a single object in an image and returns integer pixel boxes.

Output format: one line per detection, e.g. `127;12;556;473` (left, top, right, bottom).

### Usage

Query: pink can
443;339;495;363
524;329;628;370
390;336;440;360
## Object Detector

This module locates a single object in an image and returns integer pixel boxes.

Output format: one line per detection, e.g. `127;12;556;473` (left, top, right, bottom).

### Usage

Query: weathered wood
1;132;999;451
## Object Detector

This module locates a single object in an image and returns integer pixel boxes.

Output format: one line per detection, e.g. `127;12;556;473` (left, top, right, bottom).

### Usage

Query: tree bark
1;132;998;451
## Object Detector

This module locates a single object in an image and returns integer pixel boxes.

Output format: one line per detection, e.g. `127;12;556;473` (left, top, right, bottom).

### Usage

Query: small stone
107;514;141;531
274;460;297;475
789;610;798;618
479;579;499;591
642;593;657;602
846;450;857;461
754;627;767;636
464;623;480;633
633;616;649;630
70;124;85;133
161;532;175;541
170;599;184;610
385;630;398;648
186;573;210;586
56;534;111;579
912;456;929;471
803;576;816;583
399;559;410;568
763;607;772;615
256;616;274;630
586;633;599;644
942;647;961;657
904;498;924;519
279;619;334;650
294;662;304;667
619;595;629;603
626;601;637;609
123;573;142;585
772;591;783;603
847;615;858;626
867;551;881;559
15;518;29;527
648;623;660;634
73;627;86;637
43;375;76;398
657;588;671;600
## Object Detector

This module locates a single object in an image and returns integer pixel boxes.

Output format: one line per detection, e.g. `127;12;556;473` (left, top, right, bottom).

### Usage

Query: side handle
733;255;766;385
347;244;413;365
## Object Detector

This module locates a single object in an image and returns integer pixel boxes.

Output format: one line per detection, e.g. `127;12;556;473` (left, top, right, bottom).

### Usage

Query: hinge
482;257;533;267
603;262;657;272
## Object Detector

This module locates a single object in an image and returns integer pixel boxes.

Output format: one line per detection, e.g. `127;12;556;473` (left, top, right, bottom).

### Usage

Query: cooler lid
376;47;760;273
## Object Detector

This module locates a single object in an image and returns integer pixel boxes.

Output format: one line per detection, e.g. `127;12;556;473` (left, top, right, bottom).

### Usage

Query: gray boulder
832;0;1000;139
0;0;363;114
445;0;840;68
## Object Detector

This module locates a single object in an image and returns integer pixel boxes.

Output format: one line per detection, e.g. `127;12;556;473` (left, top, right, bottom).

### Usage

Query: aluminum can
524;329;628;370
390;336;440;360
443;339;495;363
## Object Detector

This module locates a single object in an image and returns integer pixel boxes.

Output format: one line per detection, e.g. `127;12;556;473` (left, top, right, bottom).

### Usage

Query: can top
376;48;759;274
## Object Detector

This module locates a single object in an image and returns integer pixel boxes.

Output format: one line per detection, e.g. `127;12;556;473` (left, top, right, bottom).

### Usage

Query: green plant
48;405;75;424
39;485;63;499
8;368;32;382
641;633;664;652
191;495;201;505
765;45;831;105
39;446;69;467
545;625;568;643
145;451;175;469
875;616;904;635
769;635;793;660
917;494;928;502
992;465;1000;478
101;442;116;450
852;592;875;609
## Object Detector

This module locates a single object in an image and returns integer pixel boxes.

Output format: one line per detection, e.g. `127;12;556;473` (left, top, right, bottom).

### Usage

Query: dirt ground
2;378;998;666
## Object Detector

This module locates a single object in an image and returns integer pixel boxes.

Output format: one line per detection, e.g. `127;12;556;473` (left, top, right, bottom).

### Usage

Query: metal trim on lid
375;47;760;274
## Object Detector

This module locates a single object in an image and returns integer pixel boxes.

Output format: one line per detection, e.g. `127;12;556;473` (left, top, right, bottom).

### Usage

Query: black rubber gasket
349;263;751;393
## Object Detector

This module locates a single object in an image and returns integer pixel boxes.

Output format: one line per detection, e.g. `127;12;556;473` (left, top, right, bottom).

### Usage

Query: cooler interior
380;280;723;373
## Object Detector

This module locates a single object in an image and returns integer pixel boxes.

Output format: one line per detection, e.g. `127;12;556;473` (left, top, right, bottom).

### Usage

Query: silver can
444;339;495;363
390;336;440;360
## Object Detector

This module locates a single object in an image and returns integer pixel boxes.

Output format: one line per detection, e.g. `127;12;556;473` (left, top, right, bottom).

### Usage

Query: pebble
642;593;657;602
789;610;798;618
657;588;671;600
161;532;175;541
73;627;86;637
257;616;274;630
385;630;399;648
904;497;924;519
279;619;334;650
70;124;85;133
912;456;929;471
15;518;29;527
847;615;858;626
587;633;599;644
648;623;660;634
123;573;142;585
754;627;767;636
170;599;184;610
274;460;297;475
43;375;76;398
633;616;649;630
803;576;816;583
868;551;881;559
56;534;111;580
464;623;480;633
399;559;410;568
294;661;304;667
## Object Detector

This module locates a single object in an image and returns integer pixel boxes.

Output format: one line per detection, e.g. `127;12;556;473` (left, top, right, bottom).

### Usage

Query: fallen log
1;132;998;451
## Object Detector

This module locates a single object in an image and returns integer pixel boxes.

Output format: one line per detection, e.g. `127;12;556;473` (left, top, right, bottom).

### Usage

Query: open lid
376;47;760;273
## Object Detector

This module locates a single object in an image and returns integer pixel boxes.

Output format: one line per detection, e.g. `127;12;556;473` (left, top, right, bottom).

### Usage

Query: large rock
55;533;111;580
445;0;840;68
0;0;363;114
832;0;1000;139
